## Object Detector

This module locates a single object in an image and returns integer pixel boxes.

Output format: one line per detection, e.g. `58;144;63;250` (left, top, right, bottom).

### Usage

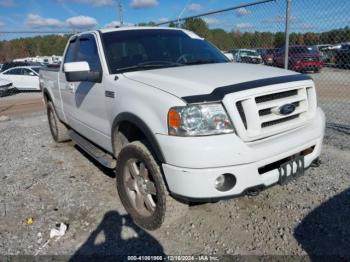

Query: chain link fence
0;0;349;131
158;0;350;130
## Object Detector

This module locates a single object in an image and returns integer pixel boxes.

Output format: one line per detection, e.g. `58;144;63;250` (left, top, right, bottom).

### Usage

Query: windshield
341;44;350;50
289;47;311;54
240;50;258;57
102;29;229;73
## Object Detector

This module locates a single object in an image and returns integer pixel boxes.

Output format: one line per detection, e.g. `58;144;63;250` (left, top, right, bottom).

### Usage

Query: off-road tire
116;141;188;230
47;101;70;143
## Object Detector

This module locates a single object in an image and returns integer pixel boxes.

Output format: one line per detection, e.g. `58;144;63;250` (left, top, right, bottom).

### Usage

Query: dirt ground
0;68;349;259
0;91;44;117
1;106;350;259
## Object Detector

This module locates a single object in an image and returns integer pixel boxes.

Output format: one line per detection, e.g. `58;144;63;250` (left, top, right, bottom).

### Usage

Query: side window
22;69;34;76
4;68;21;75
64;39;78;64
76;35;102;72
3;69;13;75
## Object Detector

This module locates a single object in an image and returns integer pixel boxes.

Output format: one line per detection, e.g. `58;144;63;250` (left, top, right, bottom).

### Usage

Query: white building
13;55;62;64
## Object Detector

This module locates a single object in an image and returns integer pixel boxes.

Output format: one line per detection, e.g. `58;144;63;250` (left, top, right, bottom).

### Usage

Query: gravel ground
0;111;350;259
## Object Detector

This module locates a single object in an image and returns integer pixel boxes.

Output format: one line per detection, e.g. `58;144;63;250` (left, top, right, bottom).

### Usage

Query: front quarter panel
106;75;186;159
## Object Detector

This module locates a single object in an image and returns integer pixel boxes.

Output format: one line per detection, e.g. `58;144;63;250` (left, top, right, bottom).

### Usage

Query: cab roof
99;26;183;34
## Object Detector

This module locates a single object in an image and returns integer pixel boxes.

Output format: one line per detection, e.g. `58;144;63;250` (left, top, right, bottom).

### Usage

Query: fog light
215;175;225;188
215;173;236;192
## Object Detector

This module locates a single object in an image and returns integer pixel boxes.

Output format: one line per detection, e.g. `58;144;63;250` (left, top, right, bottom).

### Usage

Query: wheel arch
112;112;166;163
43;88;53;104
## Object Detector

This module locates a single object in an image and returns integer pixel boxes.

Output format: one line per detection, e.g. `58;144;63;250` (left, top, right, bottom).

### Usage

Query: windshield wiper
116;61;182;73
182;59;223;65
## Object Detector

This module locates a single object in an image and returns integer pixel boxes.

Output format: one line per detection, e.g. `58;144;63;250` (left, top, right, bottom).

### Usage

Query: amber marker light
168;109;181;130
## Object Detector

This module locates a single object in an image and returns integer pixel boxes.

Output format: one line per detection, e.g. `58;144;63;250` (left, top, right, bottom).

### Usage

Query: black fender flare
42;88;53;104
112;112;166;163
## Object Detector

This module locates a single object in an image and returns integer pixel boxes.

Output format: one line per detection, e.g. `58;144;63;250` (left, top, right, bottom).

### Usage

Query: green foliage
168;22;177;28
0;34;71;62
182;18;212;40
210;29;231;50
137;21;156;26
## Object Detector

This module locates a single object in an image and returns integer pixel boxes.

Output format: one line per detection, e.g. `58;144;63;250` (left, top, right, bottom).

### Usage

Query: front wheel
116;141;187;230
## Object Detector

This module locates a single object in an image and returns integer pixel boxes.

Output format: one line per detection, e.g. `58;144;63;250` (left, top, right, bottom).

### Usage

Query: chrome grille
236;101;247;129
261;114;299;128
231;85;316;141
255;89;297;103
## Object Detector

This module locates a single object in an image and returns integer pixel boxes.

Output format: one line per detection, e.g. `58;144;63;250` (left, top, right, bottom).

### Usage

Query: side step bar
69;130;116;169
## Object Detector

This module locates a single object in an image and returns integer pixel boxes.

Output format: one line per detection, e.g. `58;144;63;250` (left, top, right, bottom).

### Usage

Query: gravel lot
0;110;350;258
0;67;349;259
311;67;350;126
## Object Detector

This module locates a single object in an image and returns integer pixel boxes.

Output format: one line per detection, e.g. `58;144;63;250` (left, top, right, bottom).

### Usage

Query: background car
0;61;31;72
234;49;263;64
310;44;333;63
0;66;41;91
222;51;234;61
0;78;14;97
274;45;323;73
335;43;350;68
256;48;278;65
227;48;239;61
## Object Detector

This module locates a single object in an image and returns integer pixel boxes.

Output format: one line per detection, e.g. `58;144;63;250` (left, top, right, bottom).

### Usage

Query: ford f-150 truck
40;27;325;230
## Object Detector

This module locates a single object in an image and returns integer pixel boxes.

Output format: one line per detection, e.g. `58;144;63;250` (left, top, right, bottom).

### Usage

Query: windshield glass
289;47;311;54
240;50;258;56
102;29;228;73
341;44;350;50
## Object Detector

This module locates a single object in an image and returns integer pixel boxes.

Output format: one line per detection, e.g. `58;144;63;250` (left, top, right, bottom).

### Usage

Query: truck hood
123;63;297;99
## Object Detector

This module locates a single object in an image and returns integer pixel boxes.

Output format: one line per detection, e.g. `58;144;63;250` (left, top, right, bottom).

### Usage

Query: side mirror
64;61;102;83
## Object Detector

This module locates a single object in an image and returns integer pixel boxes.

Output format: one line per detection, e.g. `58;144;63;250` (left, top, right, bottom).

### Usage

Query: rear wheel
116;141;187;230
47;101;70;143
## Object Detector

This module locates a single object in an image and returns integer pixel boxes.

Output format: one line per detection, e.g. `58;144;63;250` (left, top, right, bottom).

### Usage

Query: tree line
1;18;349;62
179;18;350;51
0;34;70;62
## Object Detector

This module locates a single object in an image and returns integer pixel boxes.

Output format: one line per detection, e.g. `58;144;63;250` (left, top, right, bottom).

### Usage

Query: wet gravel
0;112;349;258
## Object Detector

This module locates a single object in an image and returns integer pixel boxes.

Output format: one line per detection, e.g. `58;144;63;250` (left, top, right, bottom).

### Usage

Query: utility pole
177;0;191;27
117;0;124;26
284;0;292;69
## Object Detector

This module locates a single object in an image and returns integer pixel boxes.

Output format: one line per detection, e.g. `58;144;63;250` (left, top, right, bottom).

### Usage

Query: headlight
168;103;234;136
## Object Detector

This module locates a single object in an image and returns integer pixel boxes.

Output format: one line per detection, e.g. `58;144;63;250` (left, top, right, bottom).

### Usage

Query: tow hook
310;158;321;168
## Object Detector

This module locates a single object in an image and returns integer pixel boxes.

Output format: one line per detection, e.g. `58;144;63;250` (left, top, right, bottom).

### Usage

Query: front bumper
0;83;14;92
159;108;325;199
292;61;323;71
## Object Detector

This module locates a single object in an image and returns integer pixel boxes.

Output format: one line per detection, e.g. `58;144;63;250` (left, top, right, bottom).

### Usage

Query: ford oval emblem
279;103;296;115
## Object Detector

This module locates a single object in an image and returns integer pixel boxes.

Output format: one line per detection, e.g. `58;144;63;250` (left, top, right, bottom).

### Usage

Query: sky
0;0;349;40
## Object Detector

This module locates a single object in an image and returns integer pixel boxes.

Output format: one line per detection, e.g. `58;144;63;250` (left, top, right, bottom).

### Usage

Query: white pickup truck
40;27;325;230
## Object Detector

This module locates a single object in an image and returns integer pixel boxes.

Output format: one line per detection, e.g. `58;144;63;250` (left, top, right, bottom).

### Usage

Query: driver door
60;33;110;147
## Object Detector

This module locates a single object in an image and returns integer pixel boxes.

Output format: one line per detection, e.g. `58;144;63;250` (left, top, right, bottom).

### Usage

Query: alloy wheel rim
124;158;157;217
